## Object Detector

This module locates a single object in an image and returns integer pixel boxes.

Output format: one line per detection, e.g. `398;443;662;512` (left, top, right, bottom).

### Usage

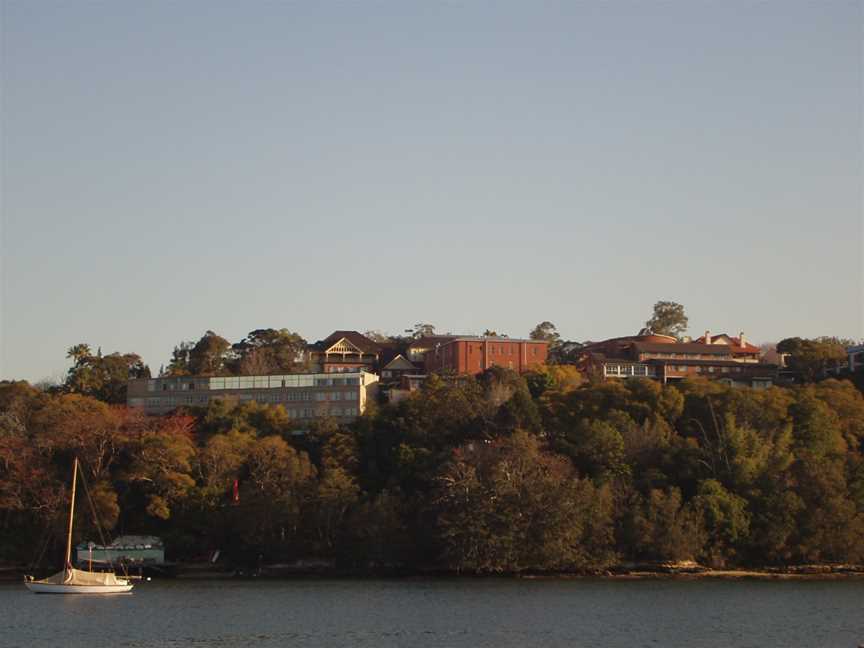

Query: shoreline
4;564;863;582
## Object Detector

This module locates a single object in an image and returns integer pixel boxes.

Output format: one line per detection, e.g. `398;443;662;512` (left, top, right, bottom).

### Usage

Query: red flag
232;479;239;503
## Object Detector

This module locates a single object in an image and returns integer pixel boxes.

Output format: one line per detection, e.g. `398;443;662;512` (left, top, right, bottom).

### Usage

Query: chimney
739;332;746;349
704;330;711;345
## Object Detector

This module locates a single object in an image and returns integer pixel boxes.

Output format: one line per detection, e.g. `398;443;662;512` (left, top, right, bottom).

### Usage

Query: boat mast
64;457;79;570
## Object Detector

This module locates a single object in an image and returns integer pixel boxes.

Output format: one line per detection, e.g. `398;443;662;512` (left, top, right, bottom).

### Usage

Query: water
1;578;862;648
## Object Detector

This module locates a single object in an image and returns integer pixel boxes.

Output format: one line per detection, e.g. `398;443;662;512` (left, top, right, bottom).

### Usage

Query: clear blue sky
1;1;862;382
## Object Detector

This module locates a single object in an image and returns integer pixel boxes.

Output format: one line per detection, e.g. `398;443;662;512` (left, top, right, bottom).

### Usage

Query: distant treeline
1;366;863;572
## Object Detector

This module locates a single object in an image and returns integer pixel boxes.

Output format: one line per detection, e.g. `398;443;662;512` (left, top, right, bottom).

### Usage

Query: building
848;344;864;373
379;354;419;381
692;331;761;362
306;331;383;374
424;337;549;375
579;332;777;388
127;371;379;421
77;536;165;567
406;336;458;365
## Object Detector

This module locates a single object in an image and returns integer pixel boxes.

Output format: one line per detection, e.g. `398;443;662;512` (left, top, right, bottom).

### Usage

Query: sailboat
24;458;134;594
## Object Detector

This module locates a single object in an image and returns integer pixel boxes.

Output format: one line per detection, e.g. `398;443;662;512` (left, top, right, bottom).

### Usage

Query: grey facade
127;371;379;421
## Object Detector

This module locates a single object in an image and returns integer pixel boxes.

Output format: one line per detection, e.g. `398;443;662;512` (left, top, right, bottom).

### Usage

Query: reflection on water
2;578;863;648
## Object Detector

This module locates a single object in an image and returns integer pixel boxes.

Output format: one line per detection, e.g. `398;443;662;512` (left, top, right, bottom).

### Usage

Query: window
315;392;326;401
344;391;358;401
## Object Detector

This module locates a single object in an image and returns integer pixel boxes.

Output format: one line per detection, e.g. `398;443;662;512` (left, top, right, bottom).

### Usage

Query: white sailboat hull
25;581;133;594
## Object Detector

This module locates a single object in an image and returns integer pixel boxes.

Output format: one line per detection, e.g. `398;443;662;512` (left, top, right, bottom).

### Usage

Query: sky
1;1;862;383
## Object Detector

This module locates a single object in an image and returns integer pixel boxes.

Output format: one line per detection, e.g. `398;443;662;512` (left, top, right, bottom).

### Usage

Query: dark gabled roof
314;330;382;354
633;342;732;356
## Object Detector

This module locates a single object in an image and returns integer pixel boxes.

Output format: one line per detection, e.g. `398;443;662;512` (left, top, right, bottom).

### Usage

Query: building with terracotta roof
424;336;549;375
578;331;776;388
693;331;761;362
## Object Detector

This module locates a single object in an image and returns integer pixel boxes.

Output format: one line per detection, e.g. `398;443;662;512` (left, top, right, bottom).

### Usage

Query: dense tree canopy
3;361;864;573
777;337;848;382
64;345;150;404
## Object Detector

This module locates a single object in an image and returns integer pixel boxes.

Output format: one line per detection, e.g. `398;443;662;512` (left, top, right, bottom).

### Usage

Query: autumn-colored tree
64;345;150;404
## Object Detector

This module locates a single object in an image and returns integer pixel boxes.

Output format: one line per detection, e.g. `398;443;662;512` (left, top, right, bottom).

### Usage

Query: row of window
604;365;655;377
669;365;744;374
247;391;359;403
148;375;364;391
286;407;358;419
129;392;359;418
643;352;732;361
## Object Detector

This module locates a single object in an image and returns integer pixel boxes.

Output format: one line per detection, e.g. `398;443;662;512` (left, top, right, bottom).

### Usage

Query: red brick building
423;337;549;375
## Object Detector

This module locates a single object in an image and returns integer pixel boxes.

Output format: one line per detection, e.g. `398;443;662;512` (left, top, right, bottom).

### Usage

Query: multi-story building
423;337;549;375
579;332;777;389
306;331;383;374
127;371;379;421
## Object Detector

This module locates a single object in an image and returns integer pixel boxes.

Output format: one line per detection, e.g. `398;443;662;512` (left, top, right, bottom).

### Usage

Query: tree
406;323;436;339
363;330;392;343
229;328;307;375
777;337;848;383
125;415;197;520
188;331;231;375
64;345;150;404
691;479;750;567
645;301;688;339
626;488;703;562
529;321;561;347
433;431;616;573
166;341;194;376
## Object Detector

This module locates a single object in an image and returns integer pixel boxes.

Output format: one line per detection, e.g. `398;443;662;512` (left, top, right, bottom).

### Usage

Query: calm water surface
1;578;862;648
